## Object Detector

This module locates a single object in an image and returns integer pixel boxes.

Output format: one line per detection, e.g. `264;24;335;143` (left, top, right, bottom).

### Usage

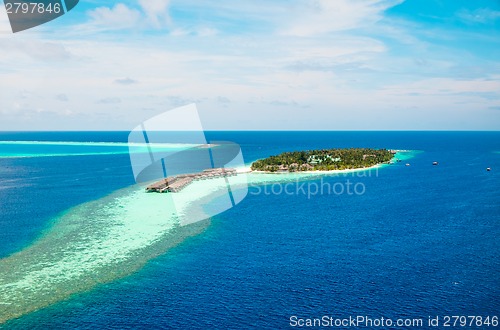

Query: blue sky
0;0;499;130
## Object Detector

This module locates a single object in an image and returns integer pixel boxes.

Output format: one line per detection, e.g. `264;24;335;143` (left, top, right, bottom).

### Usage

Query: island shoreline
245;149;412;175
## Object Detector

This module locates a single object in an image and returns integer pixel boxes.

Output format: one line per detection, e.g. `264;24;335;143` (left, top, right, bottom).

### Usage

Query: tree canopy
251;148;394;172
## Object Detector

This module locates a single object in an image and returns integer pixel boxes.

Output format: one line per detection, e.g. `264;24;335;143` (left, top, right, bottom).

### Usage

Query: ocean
0;131;498;329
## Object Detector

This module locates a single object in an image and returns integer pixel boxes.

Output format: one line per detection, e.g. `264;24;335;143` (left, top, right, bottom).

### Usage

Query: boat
486;167;491;171
432;162;439;166
405;163;410;166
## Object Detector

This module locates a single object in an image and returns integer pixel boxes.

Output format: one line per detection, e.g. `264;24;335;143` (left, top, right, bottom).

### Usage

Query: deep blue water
0;131;499;329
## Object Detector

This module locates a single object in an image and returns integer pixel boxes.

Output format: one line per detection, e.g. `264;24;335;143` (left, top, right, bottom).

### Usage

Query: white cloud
1;0;499;130
197;27;218;37
88;4;142;29
383;77;500;96
138;0;171;28
0;4;11;33
457;8;500;24
170;26;218;37
282;0;403;36
2;39;73;61
84;1;172;31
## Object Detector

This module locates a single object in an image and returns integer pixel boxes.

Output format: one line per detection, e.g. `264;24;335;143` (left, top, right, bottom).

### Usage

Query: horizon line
0;129;499;133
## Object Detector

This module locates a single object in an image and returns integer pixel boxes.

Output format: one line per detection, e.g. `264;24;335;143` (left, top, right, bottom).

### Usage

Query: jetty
146;168;237;193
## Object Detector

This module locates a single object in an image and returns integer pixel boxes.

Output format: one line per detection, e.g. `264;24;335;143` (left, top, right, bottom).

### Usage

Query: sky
0;0;499;130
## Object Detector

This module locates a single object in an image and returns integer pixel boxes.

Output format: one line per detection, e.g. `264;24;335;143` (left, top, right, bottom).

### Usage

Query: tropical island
250;148;395;172
144;148;397;193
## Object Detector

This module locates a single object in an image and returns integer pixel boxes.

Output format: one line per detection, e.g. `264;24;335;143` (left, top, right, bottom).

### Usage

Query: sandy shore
243;163;384;175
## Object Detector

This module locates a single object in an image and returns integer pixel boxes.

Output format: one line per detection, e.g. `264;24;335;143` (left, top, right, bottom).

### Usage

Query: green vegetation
251;148;395;172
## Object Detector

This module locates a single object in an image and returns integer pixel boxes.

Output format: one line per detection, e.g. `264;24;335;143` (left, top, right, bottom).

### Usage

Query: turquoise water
0;131;498;329
0;141;198;158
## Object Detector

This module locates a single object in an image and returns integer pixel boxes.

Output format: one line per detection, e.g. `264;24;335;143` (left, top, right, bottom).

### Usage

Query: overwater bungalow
146;168;237;193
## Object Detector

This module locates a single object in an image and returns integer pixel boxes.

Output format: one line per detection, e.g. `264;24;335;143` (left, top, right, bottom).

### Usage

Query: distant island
251;148;395;172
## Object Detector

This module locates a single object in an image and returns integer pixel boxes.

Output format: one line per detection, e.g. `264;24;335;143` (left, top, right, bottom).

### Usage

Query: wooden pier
146;168;237;193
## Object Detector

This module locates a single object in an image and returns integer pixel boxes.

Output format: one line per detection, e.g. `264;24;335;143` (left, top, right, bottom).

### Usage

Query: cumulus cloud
85;1;171;30
138;0;171;28
88;4;142;29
